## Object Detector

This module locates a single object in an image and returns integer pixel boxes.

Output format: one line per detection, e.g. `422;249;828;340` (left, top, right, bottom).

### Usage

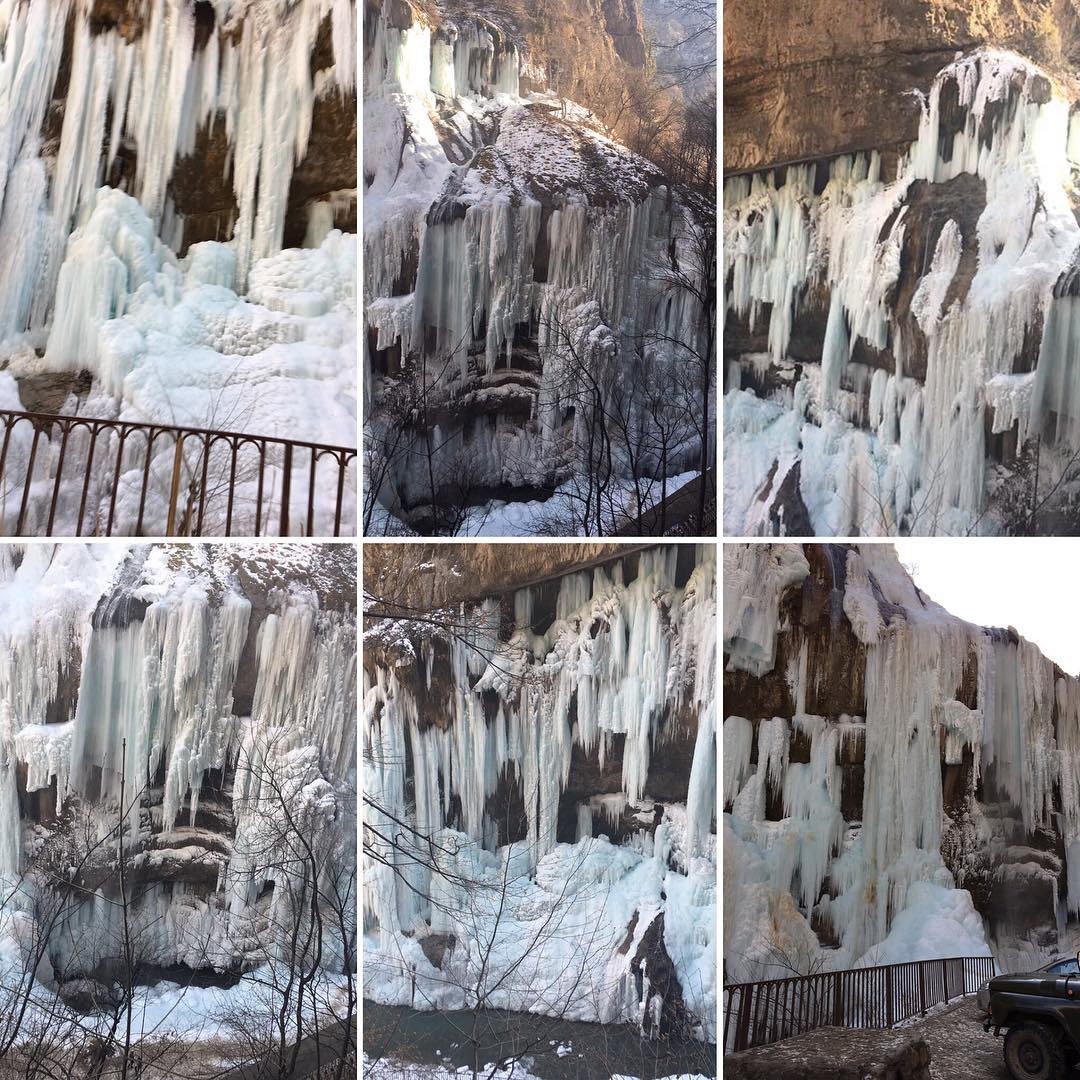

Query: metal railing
0;409;357;537
723;955;997;1054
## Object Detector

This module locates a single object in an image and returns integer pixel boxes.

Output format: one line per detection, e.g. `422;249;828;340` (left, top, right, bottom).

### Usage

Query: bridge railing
0;409;357;537
723;955;997;1054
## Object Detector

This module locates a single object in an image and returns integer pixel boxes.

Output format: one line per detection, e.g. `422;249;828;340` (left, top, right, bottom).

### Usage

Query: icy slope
0;543;356;979
0;188;357;536
364;545;717;1037
364;0;711;532
724;543;1080;981
724;50;1080;536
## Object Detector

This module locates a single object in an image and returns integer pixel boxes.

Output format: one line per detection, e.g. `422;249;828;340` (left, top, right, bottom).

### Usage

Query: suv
983;954;1080;1079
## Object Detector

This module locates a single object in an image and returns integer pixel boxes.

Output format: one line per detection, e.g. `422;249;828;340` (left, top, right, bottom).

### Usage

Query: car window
1047;959;1080;974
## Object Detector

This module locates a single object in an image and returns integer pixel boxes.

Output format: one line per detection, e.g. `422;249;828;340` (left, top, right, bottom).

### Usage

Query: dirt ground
903;999;1010;1080
724;998;1017;1080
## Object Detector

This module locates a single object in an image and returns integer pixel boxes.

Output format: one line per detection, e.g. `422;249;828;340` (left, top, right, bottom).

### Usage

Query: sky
894;539;1080;675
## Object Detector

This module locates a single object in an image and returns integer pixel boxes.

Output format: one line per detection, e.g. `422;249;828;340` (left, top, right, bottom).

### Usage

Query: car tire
1004;1022;1069;1080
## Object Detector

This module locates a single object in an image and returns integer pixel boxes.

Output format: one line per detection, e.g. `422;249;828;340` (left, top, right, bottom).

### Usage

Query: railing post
886;967;894;1027
280;442;293;536
15;426;41;536
833;971;843;1026
735;986;752;1052
919;960;927;1015
166;434;185;535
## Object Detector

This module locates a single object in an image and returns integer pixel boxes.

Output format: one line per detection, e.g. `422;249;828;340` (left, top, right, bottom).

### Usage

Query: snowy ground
364;829;716;1038
462;472;701;537
0;191;357;536
0;934;353;1043
914;998;1008;1079
363;1060;712;1080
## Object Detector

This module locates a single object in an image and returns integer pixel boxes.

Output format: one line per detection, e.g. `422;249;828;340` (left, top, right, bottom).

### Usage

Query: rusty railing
723;955;997;1054
0;409;357;537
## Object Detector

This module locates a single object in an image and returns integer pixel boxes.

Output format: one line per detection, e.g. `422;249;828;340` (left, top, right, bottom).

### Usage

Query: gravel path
906;999;1010;1080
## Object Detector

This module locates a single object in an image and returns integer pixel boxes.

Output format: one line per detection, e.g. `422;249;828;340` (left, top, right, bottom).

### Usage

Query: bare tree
214;728;356;1080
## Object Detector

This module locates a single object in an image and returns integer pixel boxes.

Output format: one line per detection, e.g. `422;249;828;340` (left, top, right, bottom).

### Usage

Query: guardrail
723;955;997;1054
0;409;357;537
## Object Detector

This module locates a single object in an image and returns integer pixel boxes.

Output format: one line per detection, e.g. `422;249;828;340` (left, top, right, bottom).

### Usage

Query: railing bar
16;427;42;535
751;981;764;1048
166;435;185;536
76;427;100;538
280;443;293;536
46;422;73;535
194;436;212;535
105;431;129;536
254;443;266;538
135;429;158;535
225;440;238;537
333;453;346;537
0;419;17;537
306;446;316;536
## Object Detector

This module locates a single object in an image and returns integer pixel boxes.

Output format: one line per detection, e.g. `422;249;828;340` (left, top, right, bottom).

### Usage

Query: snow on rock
364;545;716;1038
364;0;712;532
724;49;1080;536
722;543;809;675
856;882;993;967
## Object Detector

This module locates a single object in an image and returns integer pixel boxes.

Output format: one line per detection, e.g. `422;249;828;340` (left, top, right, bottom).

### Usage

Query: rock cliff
724;0;1080;174
723;8;1080;536
725;543;1080;981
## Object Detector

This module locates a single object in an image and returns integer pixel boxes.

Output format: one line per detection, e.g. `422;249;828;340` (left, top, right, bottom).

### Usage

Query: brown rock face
601;0;648;66
284;89;359;248
723;0;1080;174
171;121;237;254
363;542;655;620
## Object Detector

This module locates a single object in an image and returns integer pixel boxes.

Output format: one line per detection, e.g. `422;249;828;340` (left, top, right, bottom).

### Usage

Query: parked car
983;953;1080;1079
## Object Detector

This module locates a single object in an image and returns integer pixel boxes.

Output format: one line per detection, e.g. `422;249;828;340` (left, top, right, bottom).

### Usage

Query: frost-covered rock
0;542;356;980
364;0;712;533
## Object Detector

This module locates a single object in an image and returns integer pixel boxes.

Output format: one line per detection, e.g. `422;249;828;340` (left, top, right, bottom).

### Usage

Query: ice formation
364;545;716;1038
723;542;1080;985
724;49;1080;536
364;0;713;533
0;0;357;534
0;188;357;536
0;542;356;981
0;0;354;321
